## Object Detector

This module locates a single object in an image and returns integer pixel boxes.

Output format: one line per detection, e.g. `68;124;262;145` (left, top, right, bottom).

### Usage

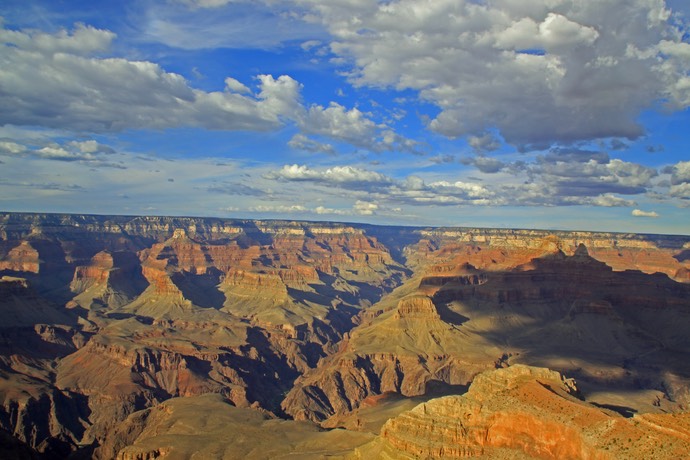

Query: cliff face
361;365;690;459
283;244;690;424
0;212;689;457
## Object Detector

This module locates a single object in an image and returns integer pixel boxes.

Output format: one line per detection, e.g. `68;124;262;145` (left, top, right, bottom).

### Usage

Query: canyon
0;212;689;459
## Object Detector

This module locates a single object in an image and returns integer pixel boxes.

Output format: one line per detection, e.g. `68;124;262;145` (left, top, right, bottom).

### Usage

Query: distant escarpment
0;212;689;457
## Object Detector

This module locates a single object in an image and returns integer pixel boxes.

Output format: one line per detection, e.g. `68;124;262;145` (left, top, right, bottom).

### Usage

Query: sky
1;0;689;234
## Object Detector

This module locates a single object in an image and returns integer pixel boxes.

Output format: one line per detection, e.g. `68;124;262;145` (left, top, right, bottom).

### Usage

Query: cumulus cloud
247;200;382;216
461;156;505;173
632;209;659;217
353;200;379;215
288;134;336;155
300;103;378;147
591;194;637;207
297;102;418;153
224;77;251;94
264;164;393;189
0;21;415;154
669;160;690;185
0;141;27;155
0;138;123;168
302;0;690;148
670;182;690;199
264;164;496;207
264;152;665;209
0;23;303;132
468;132;501;152
521;156;659;199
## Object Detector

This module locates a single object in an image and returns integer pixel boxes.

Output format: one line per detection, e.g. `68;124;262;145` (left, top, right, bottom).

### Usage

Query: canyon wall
0;212;689;458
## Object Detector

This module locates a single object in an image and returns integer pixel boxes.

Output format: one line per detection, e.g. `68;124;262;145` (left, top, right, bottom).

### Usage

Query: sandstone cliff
283;246;690;424
358;365;690;459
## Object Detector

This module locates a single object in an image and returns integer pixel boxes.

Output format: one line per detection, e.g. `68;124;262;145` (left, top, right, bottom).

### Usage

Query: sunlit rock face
363;365;690;459
0;212;689;458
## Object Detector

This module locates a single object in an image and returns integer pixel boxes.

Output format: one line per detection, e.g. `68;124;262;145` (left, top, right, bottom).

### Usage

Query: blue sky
1;0;689;234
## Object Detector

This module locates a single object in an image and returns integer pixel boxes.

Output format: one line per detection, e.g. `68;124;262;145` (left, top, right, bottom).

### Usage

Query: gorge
1;212;689;459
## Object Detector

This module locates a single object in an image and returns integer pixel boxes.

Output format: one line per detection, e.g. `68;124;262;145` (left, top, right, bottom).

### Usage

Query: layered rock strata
0;212;689;458
361;365;690;459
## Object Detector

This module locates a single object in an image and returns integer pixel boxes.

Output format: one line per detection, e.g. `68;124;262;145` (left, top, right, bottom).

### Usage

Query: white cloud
224;77;251;94
0;23;302;133
0;138;122;167
288;134;336;155
250;204;308;213
301;103;378;146
0;23;116;55
468;132;501;152
262;153;665;209
537;13;599;49
0;141;26;155
461;155;505;173
632;209;660;217
295;102;418;153
591;194;636;207
301;0;690;148
670;182;690;199
670;160;690;185
0;16;456;156
353;200;378;215
265;164;393;187
427;180;492;199
314;205;349;215
247;201;377;216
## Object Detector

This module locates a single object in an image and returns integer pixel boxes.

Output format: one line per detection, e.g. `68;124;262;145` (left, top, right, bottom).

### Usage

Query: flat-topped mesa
419;263;487;295
223;269;287;289
0;240;40;273
221;269;290;306
394;295;441;320
70;250;114;293
266;266;320;287
467;364;578;400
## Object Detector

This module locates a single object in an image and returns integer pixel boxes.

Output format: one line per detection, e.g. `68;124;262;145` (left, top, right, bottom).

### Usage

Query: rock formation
357;365;690;459
0;212;689;458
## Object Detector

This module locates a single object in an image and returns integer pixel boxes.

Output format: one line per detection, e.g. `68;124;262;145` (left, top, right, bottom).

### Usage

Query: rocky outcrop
0;241;39;273
361;365;690;459
282;291;496;423
71;251;114;292
394;295;440;320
